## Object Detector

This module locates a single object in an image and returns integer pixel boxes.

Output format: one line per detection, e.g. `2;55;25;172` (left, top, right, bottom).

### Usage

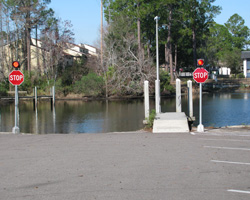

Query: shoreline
1;125;250;135
1;90;249;102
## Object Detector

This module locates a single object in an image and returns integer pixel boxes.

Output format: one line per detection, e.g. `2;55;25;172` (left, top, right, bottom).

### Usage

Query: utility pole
154;16;161;114
101;0;108;98
101;0;103;67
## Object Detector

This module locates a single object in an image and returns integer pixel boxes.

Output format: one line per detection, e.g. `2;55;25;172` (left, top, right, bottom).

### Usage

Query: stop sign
9;70;24;86
193;68;208;83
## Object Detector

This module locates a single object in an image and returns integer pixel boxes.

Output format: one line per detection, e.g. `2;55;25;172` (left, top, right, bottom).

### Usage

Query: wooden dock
0;86;55;109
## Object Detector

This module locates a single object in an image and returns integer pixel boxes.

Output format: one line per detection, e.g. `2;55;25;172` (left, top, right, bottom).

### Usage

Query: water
0;92;250;134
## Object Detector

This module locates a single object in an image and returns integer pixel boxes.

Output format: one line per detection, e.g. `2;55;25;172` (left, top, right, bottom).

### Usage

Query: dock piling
187;80;193;118
176;79;182;112
144;81;149;119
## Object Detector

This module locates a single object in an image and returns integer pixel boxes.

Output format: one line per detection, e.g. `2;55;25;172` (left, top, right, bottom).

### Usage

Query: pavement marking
211;160;250;166
199;138;250;142
204;146;250;151
228;189;250;194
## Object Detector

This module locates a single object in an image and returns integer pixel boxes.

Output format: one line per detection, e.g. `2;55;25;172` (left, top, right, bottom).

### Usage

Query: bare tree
40;18;74;81
103;15;155;96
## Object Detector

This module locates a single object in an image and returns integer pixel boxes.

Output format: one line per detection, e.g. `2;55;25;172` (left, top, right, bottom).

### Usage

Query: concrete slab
153;112;190;133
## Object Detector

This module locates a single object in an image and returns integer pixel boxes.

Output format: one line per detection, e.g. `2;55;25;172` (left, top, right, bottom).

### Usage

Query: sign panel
193;68;208;83
9;70;24;86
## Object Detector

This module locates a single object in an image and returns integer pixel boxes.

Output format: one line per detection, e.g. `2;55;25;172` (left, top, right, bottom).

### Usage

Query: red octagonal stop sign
193;68;208;83
9;70;24;86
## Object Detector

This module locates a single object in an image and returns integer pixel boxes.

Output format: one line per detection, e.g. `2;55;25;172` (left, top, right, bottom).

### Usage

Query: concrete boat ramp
153;112;190;133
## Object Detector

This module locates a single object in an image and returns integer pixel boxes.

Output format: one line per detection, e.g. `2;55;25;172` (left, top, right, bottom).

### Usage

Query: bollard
51;86;55;111
155;80;161;114
176;79;181;112
144;81;150;119
187;80;193;118
35;86;38;107
52;86;55;105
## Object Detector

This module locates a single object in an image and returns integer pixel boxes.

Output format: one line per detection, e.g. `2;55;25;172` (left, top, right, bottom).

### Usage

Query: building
219;67;231;76
241;51;250;78
0;39;98;77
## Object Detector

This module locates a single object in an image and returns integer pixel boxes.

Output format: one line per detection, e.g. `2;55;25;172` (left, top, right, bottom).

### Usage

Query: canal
0;92;249;134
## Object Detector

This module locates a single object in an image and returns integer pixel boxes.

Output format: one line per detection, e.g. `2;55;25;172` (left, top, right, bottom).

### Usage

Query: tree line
0;0;249;97
102;0;250;95
0;0;99;96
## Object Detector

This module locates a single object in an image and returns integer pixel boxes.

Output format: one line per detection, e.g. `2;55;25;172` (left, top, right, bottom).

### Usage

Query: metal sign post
9;61;24;134
193;63;208;133
197;83;204;132
12;85;20;134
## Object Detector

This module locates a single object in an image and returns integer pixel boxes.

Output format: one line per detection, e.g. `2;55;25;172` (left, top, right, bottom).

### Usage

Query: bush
145;109;156;129
160;71;175;93
55;78;73;96
0;79;9;96
19;71;32;93
236;73;245;78
74;72;104;97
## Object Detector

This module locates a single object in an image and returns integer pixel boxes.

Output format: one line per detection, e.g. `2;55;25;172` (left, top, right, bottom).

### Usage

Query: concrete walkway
153;112;190;133
1;129;250;200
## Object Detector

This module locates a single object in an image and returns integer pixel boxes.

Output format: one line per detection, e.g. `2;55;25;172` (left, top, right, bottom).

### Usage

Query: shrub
74;72;104;97
236;73;245;78
145;109;156;129
160;71;175;93
19;71;32;93
55;78;73;96
0;79;9;96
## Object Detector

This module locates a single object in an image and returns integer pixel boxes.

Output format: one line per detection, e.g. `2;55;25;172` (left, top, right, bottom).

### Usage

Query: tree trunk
137;18;141;52
165;43;169;71
137;2;142;55
25;1;31;73
0;5;4;75
36;25;40;74
26;26;31;72
174;44;177;69
192;26;197;67
168;6;174;83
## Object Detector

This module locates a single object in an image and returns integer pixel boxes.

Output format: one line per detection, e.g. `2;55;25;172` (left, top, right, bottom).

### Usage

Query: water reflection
0;92;250;134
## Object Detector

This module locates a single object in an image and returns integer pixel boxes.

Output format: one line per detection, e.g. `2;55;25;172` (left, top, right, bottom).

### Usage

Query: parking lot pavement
0;129;250;200
195;128;250;199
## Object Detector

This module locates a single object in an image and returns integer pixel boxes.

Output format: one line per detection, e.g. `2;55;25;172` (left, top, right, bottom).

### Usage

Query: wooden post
52;86;55;106
176;79;181;112
187;80;193;118
35;86;37;106
144;81;149;119
33;86;37;110
51;86;55;111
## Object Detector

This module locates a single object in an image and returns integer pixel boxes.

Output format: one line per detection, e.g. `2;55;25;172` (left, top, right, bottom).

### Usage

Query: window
80;48;88;54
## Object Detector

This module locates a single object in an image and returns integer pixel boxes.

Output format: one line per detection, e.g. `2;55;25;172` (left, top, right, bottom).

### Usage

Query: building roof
241;51;250;59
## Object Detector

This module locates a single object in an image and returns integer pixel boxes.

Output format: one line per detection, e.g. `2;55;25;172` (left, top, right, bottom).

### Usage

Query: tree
103;13;155;95
180;0;221;68
4;0;53;72
40;18;74;80
206;14;250;74
206;22;232;67
225;13;250;49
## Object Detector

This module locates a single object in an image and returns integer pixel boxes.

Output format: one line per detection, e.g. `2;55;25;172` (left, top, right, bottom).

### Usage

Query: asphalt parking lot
0;128;250;200
194;128;250;199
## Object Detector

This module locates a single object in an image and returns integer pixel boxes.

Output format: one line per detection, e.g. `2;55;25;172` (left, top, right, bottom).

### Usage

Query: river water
0;92;249;134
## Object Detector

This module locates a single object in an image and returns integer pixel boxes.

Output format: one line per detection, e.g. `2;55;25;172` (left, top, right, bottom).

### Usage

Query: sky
49;0;250;46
